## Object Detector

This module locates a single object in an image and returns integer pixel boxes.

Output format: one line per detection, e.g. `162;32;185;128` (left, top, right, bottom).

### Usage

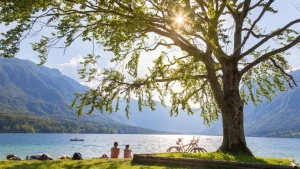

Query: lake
0;134;299;163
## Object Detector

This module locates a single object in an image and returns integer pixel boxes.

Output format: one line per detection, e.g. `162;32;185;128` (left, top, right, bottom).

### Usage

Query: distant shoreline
0;133;300;138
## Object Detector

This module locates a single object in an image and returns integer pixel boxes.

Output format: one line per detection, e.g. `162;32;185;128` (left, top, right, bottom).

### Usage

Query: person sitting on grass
124;144;132;158
38;153;53;160
111;142;120;158
101;154;108;158
60;155;70;159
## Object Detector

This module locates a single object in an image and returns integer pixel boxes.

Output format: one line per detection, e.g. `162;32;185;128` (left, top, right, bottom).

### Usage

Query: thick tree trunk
217;94;253;155
217;65;253;156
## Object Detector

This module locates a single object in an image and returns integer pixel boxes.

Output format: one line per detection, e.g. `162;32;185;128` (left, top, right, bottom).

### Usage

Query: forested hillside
0;58;171;134
0;112;170;134
0;112;117;133
244;69;300;137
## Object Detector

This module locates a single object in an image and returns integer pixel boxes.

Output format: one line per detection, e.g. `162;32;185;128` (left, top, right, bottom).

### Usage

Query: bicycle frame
177;137;199;152
166;136;207;153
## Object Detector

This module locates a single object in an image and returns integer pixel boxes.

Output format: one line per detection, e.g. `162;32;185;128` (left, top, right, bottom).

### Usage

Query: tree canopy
1;0;300;154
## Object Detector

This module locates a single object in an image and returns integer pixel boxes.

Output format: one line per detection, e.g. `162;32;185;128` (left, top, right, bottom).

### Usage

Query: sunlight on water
0;134;299;163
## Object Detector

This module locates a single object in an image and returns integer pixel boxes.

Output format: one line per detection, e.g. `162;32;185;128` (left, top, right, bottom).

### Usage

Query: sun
175;15;184;25
176;15;184;24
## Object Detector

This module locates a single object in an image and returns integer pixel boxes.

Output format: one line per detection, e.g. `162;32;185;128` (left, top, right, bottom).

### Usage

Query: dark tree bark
217;64;253;156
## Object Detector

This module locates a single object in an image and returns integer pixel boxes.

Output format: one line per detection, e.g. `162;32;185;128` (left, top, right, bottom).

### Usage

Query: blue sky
1;0;300;87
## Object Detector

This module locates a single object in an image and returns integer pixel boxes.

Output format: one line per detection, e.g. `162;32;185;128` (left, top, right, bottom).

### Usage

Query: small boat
70;138;84;141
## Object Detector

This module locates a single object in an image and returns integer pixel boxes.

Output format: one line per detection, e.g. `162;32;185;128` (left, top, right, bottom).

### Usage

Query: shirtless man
124;144;132;158
111;142;120;158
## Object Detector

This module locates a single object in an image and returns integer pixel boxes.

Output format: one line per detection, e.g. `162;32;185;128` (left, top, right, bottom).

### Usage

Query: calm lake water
0;134;299;163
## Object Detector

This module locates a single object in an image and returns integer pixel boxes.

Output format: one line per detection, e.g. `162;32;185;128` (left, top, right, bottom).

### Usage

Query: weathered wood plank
133;154;298;169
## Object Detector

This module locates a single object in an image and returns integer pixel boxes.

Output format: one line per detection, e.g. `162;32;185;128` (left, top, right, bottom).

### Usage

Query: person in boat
110;142;120;158
124;144;132;158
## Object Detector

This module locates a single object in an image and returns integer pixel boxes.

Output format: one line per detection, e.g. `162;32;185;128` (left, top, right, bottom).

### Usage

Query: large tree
1;0;299;155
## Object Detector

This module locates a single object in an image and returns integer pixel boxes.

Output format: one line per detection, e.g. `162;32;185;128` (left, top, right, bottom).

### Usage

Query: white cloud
57;56;101;88
57;56;84;81
80;81;99;89
58;56;84;68
292;67;300;71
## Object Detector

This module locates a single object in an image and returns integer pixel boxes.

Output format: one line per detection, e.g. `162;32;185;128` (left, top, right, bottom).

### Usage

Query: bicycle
166;136;207;153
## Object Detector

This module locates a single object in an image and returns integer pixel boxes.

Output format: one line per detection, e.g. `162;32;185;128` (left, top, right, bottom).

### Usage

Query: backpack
72;152;82;160
6;154;17;160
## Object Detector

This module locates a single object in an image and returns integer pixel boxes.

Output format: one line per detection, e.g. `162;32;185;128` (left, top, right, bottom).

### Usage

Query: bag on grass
6;154;17;160
72;152;82;160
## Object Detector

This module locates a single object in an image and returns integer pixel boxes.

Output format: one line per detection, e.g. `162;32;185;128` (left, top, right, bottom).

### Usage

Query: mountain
0;57;213;134
108;70;300;138
244;69;300;137
1;57;299;137
0;57;107;121
0;58;172;134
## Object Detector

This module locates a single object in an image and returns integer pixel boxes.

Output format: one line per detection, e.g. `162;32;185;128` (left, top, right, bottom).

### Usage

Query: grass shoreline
0;153;294;169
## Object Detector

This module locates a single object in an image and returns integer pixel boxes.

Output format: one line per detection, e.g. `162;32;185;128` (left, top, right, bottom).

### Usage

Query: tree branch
231;0;251;57
249;0;264;10
216;0;226;18
183;0;191;11
226;4;238;20
184;80;209;103
111;74;208;89
144;42;175;52
240;35;300;75
270;58;298;88
239;19;300;59
233;0;274;57
240;0;252;19
150;27;206;63
115;1;133;12
242;28;268;38
195;0;209;21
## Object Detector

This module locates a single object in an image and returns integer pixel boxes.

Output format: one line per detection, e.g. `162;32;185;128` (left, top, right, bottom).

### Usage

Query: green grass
0;153;292;169
157;152;291;166
0;159;192;169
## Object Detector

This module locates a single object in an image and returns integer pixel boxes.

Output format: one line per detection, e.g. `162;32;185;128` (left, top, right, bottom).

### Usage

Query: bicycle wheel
198;147;207;153
189;147;207;153
166;146;181;153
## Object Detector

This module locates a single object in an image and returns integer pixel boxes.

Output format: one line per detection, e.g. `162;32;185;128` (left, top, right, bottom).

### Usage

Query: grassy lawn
0;159;192;169
0;153;292;169
157;152;291;166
